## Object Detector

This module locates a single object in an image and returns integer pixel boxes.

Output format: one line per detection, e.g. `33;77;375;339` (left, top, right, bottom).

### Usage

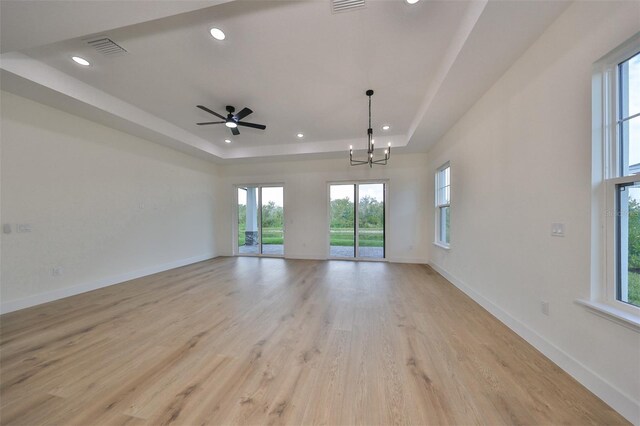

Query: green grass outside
238;227;383;247
238;227;284;246
330;228;383;247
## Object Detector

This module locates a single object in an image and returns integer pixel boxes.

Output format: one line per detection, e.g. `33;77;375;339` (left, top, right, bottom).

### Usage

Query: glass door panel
329;184;355;257
358;183;385;259
261;186;284;256
238;186;259;254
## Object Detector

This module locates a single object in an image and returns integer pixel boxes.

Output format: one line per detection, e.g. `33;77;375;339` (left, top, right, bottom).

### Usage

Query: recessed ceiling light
225;139;231;144
71;56;90;66
297;133;304;138
382;125;390;130
406;0;420;4
210;28;226;41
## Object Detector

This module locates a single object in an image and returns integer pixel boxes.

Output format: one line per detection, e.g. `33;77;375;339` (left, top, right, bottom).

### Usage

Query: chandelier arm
350;160;370;166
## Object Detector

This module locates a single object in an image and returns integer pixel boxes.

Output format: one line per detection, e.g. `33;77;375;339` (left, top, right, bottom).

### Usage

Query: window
435;163;450;248
615;52;640;309
587;35;640;326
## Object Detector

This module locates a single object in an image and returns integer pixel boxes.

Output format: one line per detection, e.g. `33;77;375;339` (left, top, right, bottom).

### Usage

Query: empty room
0;0;639;424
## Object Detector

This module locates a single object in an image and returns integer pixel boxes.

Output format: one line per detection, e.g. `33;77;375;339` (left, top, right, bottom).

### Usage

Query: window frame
434;162;451;249
587;34;640;329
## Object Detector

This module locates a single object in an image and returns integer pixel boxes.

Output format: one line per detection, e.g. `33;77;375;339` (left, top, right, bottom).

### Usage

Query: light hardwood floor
0;257;628;425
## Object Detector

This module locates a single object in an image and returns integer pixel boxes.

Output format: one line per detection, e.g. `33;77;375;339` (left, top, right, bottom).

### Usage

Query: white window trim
434;162;451;249
583;34;640;332
433;241;451;251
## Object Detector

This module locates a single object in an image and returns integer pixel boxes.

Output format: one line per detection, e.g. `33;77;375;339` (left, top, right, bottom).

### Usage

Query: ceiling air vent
331;0;366;14
86;37;127;56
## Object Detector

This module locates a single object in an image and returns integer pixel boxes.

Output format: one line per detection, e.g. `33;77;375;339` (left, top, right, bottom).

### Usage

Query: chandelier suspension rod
349;89;391;167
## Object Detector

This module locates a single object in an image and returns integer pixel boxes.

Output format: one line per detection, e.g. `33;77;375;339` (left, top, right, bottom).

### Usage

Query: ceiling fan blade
231;127;240;136
196;121;225;125
197;105;226;120
237;121;266;130
234;107;253;121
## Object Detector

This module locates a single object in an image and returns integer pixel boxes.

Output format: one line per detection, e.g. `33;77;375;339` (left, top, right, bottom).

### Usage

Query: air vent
86;37;127;56
331;0;365;14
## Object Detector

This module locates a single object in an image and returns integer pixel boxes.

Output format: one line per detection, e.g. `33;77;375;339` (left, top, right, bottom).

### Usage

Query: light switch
3;224;11;234
551;223;565;237
17;224;32;233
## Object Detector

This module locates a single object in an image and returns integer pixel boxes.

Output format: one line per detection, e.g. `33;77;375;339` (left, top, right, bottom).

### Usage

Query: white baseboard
0;253;217;315
428;262;640;425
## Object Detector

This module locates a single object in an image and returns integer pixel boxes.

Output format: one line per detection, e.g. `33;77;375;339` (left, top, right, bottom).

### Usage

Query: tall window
615;52;640;308
435;163;450;247
590;36;640;322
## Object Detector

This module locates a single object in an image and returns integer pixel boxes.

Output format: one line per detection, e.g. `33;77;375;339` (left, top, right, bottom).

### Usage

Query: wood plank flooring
0;257;628;425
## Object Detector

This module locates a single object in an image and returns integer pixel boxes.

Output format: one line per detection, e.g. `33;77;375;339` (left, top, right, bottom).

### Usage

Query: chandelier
349;89;391;167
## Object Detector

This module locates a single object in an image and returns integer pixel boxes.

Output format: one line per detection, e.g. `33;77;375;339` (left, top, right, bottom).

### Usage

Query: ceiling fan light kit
349;89;391;167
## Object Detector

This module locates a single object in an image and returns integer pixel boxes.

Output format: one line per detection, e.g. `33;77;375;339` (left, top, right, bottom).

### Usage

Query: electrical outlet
551;223;565;237
541;301;550;316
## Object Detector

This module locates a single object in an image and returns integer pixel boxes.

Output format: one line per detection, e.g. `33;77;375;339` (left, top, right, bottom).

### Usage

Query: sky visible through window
237;185;383;206
237;187;283;206
626;53;639;169
330;184;383;202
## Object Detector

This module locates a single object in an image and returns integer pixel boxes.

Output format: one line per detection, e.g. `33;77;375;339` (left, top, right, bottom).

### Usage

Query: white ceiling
0;0;570;162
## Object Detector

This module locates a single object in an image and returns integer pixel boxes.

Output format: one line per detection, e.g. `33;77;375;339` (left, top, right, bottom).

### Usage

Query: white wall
0;91;222;313
426;2;640;423
217;154;430;263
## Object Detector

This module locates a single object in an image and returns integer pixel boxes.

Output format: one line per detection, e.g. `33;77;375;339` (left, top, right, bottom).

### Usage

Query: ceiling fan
196;105;266;136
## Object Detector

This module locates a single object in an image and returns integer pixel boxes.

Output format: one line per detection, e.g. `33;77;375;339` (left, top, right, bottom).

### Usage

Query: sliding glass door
329;185;356;257
261;187;284;256
358;183;385;259
237;185;284;256
329;182;385;259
